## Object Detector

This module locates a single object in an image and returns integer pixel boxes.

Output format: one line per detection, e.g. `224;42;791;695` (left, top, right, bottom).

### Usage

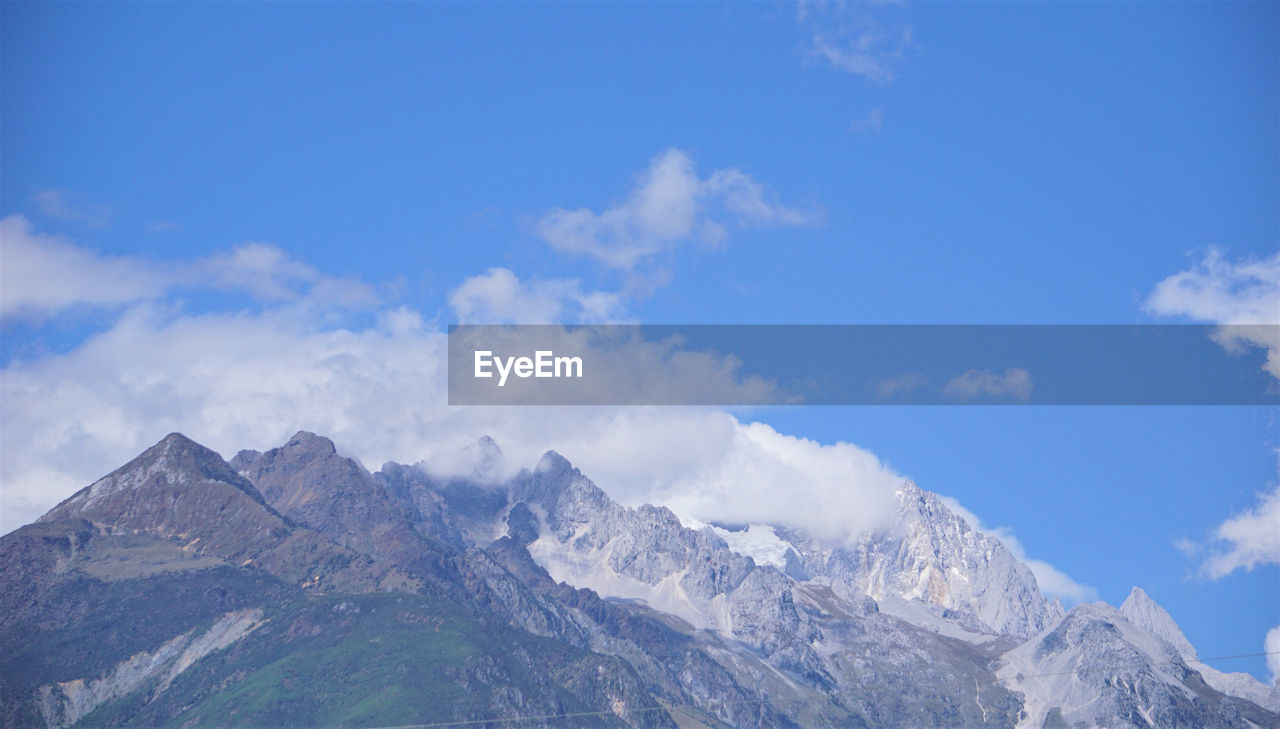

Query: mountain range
2;431;1276;728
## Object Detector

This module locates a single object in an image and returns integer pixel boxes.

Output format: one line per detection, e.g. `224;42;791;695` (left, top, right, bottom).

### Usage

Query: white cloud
1266;625;1280;685
938;495;1098;605
449;267;625;324
0;214;377;322
944;367;1033;402
1145;249;1280;380
798;1;914;83
1197;483;1280;579
536;149;819;270
646;420;904;544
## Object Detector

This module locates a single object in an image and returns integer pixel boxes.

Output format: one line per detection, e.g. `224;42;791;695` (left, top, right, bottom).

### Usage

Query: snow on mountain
699;522;796;570
777;481;1063;639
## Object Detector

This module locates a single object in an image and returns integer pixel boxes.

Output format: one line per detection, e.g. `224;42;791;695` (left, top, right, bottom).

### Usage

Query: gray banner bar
447;325;1280;406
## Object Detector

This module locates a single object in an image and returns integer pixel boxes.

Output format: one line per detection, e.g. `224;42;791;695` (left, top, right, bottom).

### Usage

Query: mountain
3;434;670;729
1120;587;1280;714
2;431;1277;729
997;601;1277;729
33;433;400;594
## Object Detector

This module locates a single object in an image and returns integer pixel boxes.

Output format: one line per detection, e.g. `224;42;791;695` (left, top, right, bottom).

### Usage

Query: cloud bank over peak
3;213;1087;634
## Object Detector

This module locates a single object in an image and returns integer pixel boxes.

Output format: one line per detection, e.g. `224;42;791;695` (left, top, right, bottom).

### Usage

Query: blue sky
2;1;1278;680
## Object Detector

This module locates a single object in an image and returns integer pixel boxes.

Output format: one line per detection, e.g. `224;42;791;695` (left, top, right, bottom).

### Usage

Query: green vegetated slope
75;591;646;729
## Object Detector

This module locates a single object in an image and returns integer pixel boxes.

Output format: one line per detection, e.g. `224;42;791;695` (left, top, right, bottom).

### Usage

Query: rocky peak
534;450;573;476
131;432;252;490
471;435;503;474
515;451;612;530
895;479;925;499
1119;586;1197;661
230;449;263;472
27;433;394;593
284;430;339;458
38;432;266;524
894;480;961;527
240;431;368;513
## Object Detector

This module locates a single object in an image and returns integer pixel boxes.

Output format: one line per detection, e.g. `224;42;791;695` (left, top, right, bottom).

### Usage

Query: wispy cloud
850;106;884;133
0;214;376;323
798;0;915;83
873;371;927;401
944;367;1033;402
1146;248;1280;380
31;189;112;228
536;148;820;270
196;241;376;307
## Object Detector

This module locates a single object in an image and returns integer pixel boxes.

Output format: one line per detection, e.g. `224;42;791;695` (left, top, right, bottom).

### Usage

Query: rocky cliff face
3;431;1277;729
